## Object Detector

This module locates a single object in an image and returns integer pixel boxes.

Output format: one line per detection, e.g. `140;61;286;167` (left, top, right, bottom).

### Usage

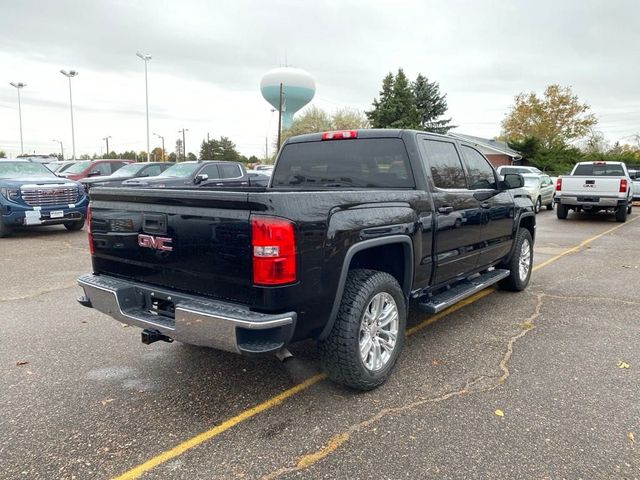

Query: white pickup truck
555;161;633;222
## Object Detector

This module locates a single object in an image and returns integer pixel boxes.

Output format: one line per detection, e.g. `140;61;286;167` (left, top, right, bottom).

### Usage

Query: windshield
272;139;415;188
108;163;145;178
573;163;626;176
0;162;57;179
63;160;92;174
158;162;200;178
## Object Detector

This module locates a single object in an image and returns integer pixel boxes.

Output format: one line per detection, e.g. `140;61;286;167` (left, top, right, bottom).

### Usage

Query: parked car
78;129;535;390
16;154;59;164
81;162;174;191
121;161;250;188
520;174;554;213
555;161;633;222
496;165;542;177
45;160;77;173
58;159;132;181
628;169;640;201
246;170;271;187
0;161;88;237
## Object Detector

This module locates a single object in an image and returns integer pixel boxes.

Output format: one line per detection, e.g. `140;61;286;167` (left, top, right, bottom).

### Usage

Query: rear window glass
573;163;626;176
272;138;415;188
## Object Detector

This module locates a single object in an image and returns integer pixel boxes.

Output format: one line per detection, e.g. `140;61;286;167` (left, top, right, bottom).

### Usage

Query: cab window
423;139;466;189
460;146;497;190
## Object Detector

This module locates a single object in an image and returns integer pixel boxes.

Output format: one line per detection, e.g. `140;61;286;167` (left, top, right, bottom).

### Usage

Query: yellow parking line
113;216;638;479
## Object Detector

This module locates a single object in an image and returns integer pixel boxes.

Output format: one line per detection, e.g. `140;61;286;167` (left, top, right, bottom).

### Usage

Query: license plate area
50;210;64;219
141;291;175;319
578;196;599;202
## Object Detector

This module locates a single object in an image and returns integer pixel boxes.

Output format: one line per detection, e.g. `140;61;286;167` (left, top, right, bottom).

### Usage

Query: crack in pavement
262;292;546;479
0;283;77;303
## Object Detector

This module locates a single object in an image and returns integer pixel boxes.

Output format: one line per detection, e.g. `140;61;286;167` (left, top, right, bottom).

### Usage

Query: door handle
481;202;490;209
438;206;454;214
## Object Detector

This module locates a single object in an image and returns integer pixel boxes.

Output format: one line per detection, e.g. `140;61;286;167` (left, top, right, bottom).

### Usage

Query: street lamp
60;70;79;160
136;52;152;162
52;139;64;159
103;136;111;157
9;82;26;155
178;128;188;161
153;132;165;161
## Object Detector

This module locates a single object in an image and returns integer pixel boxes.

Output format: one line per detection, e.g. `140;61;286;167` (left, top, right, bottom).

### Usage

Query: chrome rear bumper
77;273;296;354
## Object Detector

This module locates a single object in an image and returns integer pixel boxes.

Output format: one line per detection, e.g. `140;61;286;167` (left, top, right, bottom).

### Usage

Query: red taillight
321;130;358;140
86;205;95;255
556;178;562;191
251;216;296;285
620;179;628;193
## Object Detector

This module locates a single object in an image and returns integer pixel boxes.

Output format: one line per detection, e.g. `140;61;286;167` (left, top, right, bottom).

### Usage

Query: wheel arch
318;235;414;340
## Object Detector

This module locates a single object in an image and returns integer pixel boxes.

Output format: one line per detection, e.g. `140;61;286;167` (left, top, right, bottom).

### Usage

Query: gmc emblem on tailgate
138;234;173;252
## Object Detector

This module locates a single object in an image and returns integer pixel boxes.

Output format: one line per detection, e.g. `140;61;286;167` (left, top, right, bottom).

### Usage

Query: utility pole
136;52;152;162
154;133;165;161
178;128;188;161
60;70;79;159
103;136;111;157
52;139;64;159
9;82;26;155
265;136;268;163
276;82;283;153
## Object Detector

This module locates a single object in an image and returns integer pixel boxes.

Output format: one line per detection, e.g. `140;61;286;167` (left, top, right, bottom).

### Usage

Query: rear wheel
499;228;533;292
616;205;628;223
556;203;568;219
0;221;13;238
318;269;406;390
627;204;633;215
64;219;85;231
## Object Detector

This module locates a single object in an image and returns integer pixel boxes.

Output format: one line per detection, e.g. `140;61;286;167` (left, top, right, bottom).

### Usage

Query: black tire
556;203;568;220
499;228;533;292
64;219;85;231
318;269;406;391
0;221;13;238
546;203;553;210
627;204;633;215
616;205;628;223
534;197;541;214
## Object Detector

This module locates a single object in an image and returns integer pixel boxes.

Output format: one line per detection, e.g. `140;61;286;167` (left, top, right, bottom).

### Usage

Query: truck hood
0;177;80;188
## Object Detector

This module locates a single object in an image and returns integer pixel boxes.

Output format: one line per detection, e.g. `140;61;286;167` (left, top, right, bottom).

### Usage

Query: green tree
0;150;5;158
218;137;240;161
168;152;177;162
412;74;454;134
187;152;197;161
280;106;369;145
200;136;241;161
366;69;420;129
175;139;184;161
502;84;597;149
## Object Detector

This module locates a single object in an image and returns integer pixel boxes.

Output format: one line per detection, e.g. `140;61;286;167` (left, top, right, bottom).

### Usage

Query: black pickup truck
77;129;534;390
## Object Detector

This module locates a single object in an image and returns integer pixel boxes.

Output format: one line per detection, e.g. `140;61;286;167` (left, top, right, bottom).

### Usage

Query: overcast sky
1;0;639;159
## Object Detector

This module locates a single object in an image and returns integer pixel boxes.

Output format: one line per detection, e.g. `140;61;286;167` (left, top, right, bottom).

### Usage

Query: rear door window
423;139;467;189
219;163;242;179
272;138;415;188
460;146;497;190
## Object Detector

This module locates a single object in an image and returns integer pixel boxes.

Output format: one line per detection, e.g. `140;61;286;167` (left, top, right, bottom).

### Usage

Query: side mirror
502;173;524;189
194;173;209;184
88;170;101;177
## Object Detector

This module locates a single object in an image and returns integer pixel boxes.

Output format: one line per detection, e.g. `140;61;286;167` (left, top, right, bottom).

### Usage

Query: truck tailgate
560;176;623;196
89;187;256;304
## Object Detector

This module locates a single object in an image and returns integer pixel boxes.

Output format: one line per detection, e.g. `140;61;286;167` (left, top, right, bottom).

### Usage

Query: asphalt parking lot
2;209;639;480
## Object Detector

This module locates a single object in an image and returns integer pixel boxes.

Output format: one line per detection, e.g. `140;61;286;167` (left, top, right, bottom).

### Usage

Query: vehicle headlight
0;187;20;201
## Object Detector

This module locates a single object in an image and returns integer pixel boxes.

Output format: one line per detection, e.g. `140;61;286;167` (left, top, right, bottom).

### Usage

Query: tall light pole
103;136;111;157
52;139;64;159
136;52;152;162
60;70;79;160
154;133;165;161
9;82;26;155
178;128;188;161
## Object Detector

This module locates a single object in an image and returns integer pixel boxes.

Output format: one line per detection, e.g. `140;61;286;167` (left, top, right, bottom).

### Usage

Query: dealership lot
1;211;639;479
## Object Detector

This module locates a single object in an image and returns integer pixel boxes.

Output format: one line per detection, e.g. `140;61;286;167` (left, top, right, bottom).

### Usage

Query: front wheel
534;197;542;214
0;221;13;238
318;269;406;390
499;228;533;292
64;219;85;231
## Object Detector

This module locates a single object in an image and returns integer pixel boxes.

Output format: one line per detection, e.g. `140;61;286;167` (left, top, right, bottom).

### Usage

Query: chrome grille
21;184;80;207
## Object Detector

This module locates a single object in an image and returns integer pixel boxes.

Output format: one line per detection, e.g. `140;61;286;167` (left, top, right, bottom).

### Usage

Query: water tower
260;67;316;129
